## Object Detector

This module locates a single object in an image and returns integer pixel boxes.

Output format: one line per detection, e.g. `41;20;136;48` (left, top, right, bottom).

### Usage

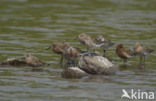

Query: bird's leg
86;47;89;52
103;50;106;57
61;59;66;68
74;60;78;67
123;59;127;64
93;49;96;52
71;60;76;67
60;54;64;64
139;56;142;64
143;56;146;65
123;59;125;64
65;60;71;67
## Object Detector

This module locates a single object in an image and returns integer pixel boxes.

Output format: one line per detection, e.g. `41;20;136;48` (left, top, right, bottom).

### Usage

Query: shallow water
0;0;156;101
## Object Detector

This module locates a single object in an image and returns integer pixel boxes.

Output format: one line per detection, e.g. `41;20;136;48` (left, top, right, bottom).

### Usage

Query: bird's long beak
73;36;78;40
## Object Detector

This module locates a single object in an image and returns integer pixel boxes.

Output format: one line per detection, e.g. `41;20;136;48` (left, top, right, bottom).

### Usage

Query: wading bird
47;42;68;64
95;35;114;57
134;42;154;64
62;43;87;66
78;33;104;52
116;44;134;63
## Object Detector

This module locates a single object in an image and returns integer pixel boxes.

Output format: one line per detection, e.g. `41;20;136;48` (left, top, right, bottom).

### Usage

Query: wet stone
0;58;27;66
0;54;46;67
61;67;88;79
79;55;116;75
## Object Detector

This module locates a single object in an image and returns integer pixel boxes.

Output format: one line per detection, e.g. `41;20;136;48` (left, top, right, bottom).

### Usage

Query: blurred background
0;0;155;101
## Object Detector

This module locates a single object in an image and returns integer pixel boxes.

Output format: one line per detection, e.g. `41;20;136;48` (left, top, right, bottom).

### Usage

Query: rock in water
0;53;46;67
62;67;88;79
0;58;27;66
79;55;116;75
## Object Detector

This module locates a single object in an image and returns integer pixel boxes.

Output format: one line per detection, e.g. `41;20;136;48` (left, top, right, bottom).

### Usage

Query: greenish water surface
0;0;156;101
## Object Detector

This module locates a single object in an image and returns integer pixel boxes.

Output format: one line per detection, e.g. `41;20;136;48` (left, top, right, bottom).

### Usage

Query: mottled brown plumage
116;44;134;63
78;33;95;51
78;33;104;51
134;42;154;63
47;42;69;64
95;35;114;56
50;42;68;54
25;53;45;67
63;45;82;66
0;54;45;67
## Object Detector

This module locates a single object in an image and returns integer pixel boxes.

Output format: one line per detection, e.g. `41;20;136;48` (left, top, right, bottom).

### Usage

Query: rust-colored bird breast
116;44;129;59
116;44;123;49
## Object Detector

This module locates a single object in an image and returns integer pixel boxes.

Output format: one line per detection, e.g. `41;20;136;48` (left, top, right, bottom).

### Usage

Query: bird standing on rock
134;42;154;64
63;44;85;66
78;33;104;52
116;44;135;63
63;45;78;66
25;53;45;67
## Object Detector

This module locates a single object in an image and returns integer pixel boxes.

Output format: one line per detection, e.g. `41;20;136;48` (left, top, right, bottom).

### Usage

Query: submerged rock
79;54;116;75
0;58;27;66
0;53;46;67
61;67;88;79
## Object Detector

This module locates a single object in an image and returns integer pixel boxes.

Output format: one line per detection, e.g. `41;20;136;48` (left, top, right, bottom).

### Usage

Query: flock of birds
0;33;154;78
47;33;154;67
